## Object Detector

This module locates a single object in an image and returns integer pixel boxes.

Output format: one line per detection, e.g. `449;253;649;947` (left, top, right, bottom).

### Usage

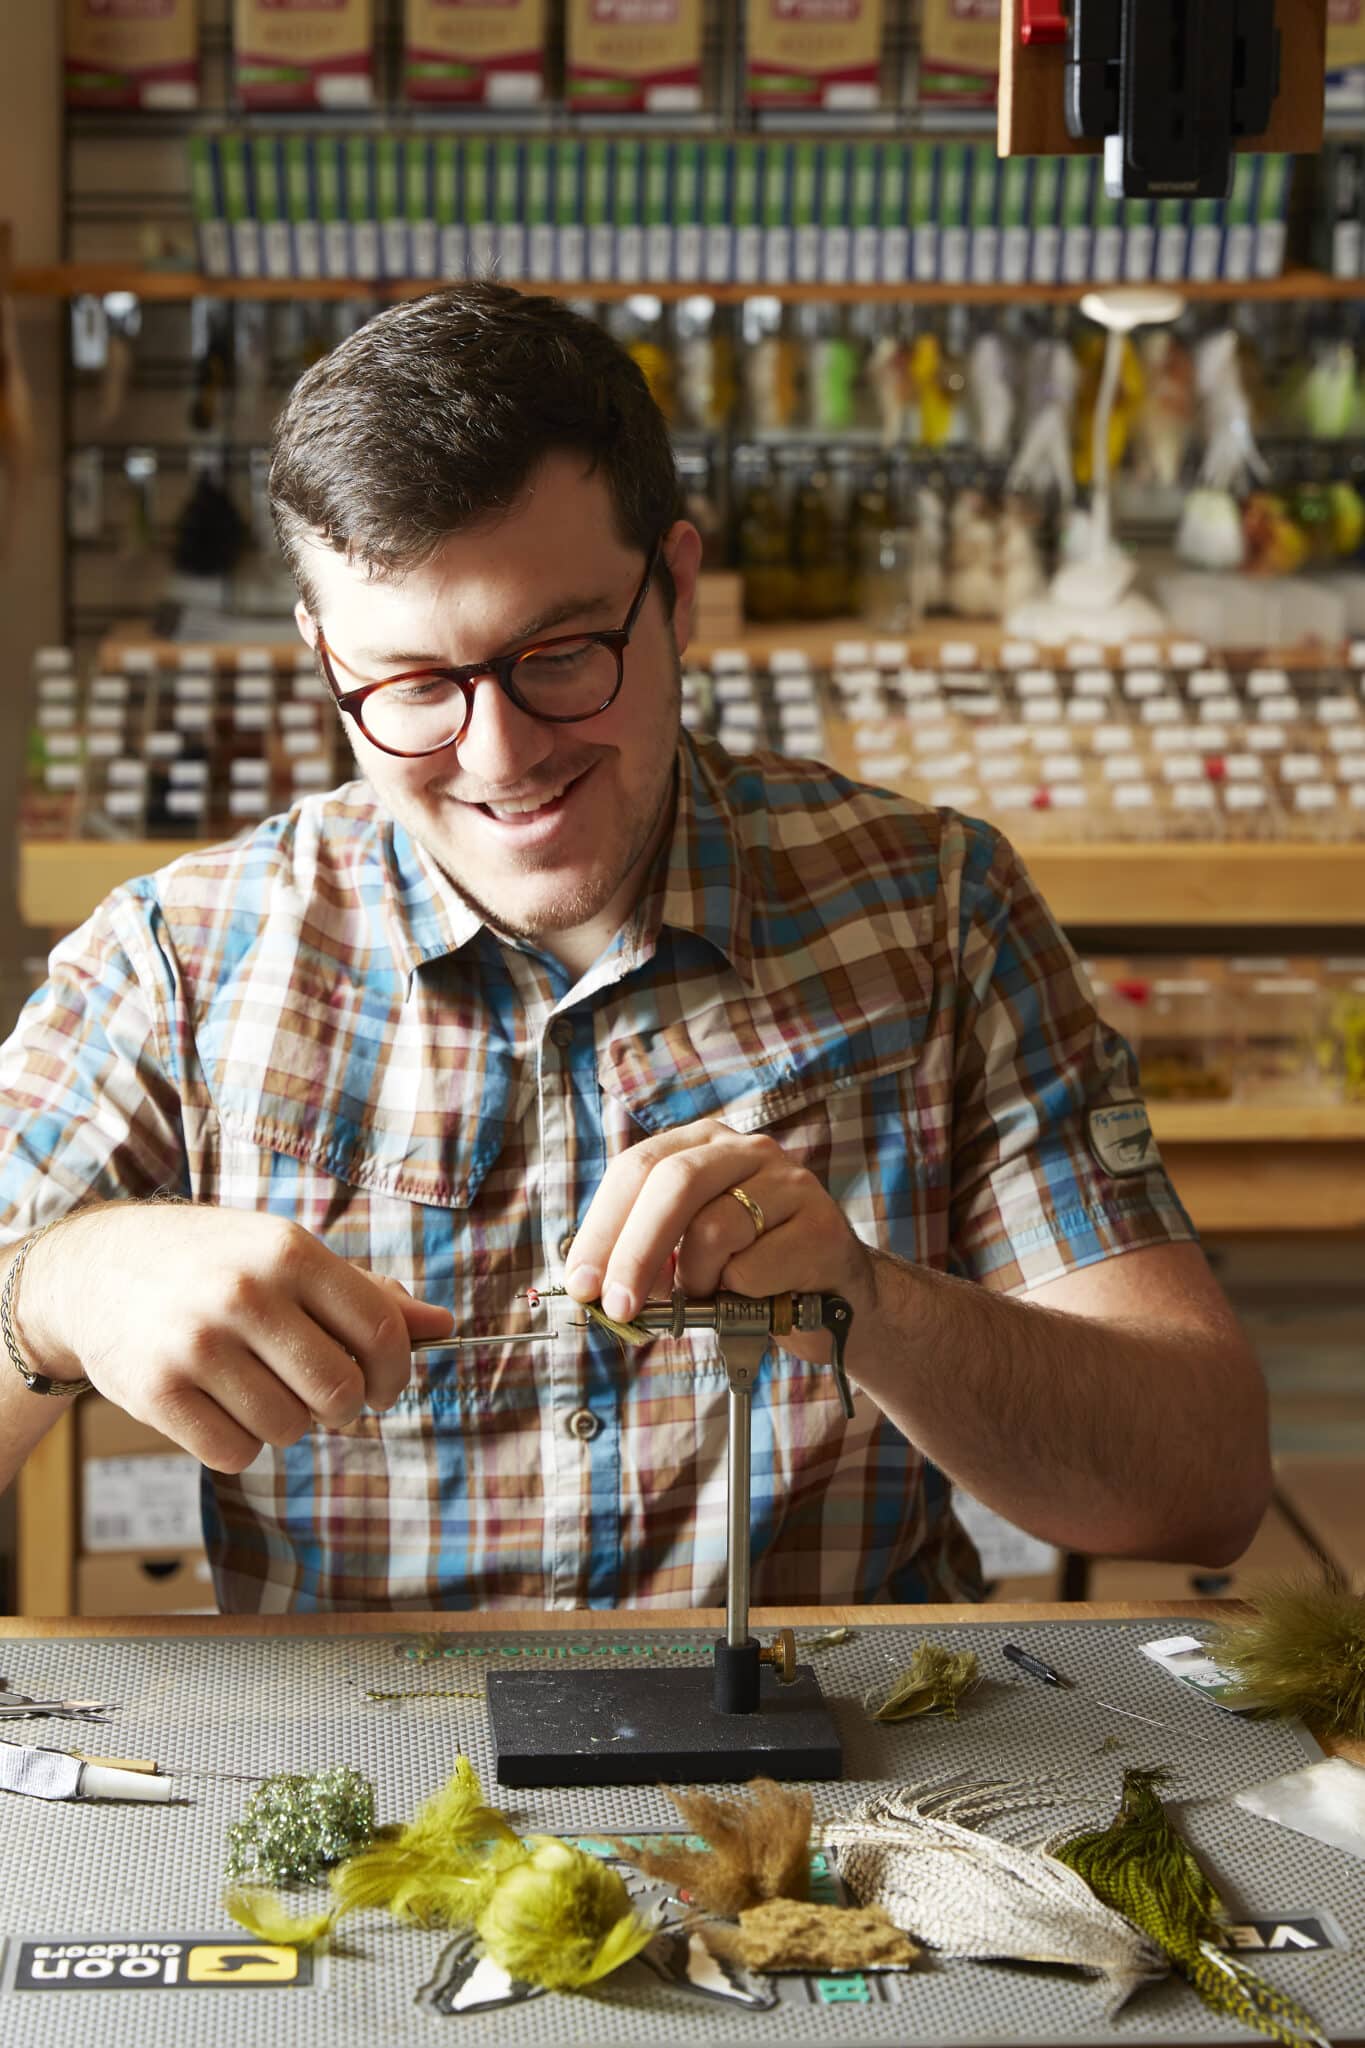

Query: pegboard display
0;1615;1359;2048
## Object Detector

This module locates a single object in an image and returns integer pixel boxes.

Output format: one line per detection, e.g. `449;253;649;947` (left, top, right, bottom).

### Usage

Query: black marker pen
1002;1642;1075;1690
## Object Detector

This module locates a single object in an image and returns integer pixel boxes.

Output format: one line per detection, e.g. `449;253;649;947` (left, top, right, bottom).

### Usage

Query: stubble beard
362;649;683;945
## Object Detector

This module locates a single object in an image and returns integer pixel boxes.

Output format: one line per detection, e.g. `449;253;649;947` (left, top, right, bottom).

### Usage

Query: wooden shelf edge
1152;1104;1365;1143
21;836;1365;933
1026;841;1365;928
14;265;1365;308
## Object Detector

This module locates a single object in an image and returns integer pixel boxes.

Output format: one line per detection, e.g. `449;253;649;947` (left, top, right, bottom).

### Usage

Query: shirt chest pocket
196;956;534;1228
597;962;945;1242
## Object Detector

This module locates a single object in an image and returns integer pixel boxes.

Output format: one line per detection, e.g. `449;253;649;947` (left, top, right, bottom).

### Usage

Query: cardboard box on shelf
76;1551;216;1618
1086;1499;1319;1604
693;573;744;643
983;1572;1065;1603
81;1452;203;1555
79;1395;180;1462
1272;1458;1365;1590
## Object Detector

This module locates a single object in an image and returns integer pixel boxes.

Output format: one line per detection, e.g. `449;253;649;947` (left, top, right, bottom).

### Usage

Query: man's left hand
562;1117;875;1357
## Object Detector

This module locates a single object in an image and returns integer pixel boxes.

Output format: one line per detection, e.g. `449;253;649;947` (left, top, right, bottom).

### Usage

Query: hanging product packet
65;0;199;110
920;0;1000;109
404;0;547;105
566;0;704;114
745;0;886;113
234;0;374;109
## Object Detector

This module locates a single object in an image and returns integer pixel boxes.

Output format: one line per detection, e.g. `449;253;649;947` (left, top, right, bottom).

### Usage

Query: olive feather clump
1208;1579;1365;1740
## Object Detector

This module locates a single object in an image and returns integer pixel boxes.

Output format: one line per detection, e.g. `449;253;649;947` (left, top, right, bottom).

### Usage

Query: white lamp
1007;286;1186;643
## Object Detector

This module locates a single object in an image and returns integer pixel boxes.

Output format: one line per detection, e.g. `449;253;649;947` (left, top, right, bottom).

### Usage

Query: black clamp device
1065;0;1281;200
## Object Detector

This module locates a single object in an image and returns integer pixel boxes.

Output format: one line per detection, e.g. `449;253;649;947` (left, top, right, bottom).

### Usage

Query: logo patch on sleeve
1089;1103;1161;1178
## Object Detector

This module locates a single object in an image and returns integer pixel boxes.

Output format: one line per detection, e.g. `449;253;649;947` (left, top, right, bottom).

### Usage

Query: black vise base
486;1663;843;1787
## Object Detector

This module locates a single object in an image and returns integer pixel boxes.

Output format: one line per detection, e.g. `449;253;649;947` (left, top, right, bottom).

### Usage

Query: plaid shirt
0;736;1192;1613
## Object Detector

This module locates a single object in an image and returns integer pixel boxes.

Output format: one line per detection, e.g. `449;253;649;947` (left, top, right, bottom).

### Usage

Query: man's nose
454;672;555;784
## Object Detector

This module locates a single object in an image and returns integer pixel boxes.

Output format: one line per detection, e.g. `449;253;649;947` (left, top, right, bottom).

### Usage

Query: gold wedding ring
729;1185;765;1240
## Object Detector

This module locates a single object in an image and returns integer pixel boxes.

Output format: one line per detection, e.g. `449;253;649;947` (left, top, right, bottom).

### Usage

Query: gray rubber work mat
0;1615;1357;2048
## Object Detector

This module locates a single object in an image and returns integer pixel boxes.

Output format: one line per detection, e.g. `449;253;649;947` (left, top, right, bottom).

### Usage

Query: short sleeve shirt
0;736;1193;1612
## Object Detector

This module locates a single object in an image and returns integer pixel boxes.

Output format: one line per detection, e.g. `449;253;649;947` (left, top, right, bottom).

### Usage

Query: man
0;286;1269;1612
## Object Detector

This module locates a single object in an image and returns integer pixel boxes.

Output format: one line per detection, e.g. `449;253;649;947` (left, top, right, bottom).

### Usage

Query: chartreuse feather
224;1887;335;1948
222;1757;657;1991
1051;1770;1329;2048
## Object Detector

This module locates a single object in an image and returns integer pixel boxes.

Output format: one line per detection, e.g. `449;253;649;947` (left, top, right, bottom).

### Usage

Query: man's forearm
848;1250;1271;1566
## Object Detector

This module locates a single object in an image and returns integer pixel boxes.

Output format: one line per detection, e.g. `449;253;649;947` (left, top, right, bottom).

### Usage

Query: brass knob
758;1627;797;1684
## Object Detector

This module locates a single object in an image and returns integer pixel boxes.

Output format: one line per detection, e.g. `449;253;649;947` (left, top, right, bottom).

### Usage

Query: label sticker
10;1938;314;1992
1140;1634;1248;1713
1222;1915;1347;1954
1088;1103;1161;1178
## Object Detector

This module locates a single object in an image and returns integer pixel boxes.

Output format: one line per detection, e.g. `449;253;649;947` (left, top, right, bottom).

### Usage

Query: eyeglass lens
359;637;622;753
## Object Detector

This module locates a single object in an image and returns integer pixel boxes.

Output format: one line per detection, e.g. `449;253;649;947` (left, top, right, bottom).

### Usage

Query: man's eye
383;676;459;706
516;641;597;680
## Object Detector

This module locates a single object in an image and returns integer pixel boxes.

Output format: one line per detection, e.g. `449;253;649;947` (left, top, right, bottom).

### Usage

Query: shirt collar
629;734;756;987
377;732;757;993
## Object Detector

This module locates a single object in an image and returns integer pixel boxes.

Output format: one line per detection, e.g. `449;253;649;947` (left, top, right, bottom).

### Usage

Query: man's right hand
17;1204;454;1472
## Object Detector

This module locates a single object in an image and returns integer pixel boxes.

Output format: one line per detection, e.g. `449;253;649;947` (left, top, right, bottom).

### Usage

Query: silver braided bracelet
1;1218;92;1398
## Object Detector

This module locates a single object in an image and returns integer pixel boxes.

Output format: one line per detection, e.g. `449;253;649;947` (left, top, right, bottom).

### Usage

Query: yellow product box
234;0;374;108
920;0;1000;108
566;0;703;113
745;0;885;112
404;0;547;104
65;0;198;109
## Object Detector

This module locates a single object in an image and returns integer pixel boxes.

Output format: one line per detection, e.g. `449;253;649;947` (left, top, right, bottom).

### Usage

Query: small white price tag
82;1454;203;1553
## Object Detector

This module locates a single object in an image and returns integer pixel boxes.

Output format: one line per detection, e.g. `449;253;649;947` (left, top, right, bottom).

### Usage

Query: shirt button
566;1407;601;1442
559;1231;577;1260
549;1018;574;1048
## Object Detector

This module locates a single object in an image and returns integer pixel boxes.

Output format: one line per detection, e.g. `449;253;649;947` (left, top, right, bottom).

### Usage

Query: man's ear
295;600;318;651
663;522;704;658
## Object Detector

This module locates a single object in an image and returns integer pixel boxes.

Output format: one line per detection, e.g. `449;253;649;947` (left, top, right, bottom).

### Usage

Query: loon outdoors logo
1088;1102;1161;1178
9;1937;315;1992
418;1842;916;2017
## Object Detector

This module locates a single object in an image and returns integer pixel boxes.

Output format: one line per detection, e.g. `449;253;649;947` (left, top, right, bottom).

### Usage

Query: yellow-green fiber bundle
1051;1769;1329;2048
1207;1580;1365;1739
225;1887;334;1949
472;1836;657;1990
535;1285;654;1348
864;1643;980;1722
328;1755;520;1928
224;1757;657;1993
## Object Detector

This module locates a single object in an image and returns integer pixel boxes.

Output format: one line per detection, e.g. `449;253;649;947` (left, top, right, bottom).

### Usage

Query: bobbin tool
484;1287;853;1787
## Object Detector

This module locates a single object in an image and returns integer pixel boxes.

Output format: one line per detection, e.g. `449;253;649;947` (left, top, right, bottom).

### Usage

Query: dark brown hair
269;283;681;619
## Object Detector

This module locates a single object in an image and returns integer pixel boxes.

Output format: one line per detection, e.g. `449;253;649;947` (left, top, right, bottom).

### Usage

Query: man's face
296;455;700;966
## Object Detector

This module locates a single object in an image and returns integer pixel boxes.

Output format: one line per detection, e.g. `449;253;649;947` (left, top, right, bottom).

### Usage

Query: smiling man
0;285;1270;1612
